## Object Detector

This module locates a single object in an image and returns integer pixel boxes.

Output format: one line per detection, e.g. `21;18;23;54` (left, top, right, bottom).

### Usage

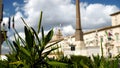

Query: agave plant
5;11;61;68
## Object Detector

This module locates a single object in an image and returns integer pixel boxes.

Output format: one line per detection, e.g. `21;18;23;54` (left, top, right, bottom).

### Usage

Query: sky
1;0;120;54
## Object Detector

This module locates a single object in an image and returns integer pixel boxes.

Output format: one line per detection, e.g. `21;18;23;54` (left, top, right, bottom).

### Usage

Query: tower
75;0;84;48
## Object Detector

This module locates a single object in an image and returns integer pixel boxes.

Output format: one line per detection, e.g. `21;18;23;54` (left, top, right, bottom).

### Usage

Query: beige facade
111;11;120;26
48;11;120;57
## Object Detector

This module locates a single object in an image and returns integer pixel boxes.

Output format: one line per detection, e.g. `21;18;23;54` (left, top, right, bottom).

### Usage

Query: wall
111;13;120;26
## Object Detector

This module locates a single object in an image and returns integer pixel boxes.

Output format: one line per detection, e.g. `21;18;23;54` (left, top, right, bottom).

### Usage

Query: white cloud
14;12;25;31
13;2;19;7
2;17;9;24
3;11;6;15
20;0;119;31
13;2;23;11
62;25;75;36
24;0;28;3
1;17;9;31
3;11;10;17
23;0;76;30
9;32;25;41
1;42;10;54
81;3;119;29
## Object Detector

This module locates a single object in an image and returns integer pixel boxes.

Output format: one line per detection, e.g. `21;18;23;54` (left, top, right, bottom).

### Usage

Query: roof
83;25;120;35
71;25;120;38
110;11;120;16
49;25;120;43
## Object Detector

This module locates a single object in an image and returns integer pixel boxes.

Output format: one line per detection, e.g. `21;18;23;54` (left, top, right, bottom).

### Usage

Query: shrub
5;11;60;68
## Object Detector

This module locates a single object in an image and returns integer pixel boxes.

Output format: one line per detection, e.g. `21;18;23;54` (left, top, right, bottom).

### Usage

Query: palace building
48;0;120;57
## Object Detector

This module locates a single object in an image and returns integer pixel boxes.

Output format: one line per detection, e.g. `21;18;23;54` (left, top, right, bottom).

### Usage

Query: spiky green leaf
44;29;53;45
37;11;43;34
24;26;34;48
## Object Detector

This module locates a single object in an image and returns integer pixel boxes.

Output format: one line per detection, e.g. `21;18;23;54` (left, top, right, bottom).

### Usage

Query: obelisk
75;0;84;48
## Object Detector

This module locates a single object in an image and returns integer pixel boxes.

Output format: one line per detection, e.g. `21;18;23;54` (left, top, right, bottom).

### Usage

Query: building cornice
110;11;120;16
84;25;120;35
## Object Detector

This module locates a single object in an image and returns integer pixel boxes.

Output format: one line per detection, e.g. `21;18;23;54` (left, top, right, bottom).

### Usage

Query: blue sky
3;0;120;17
1;0;120;54
3;0;24;17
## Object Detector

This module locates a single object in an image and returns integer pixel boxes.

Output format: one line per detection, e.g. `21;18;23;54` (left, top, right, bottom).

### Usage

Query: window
115;33;119;41
117;47;120;53
108;37;112;41
69;44;75;51
71;46;75;51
